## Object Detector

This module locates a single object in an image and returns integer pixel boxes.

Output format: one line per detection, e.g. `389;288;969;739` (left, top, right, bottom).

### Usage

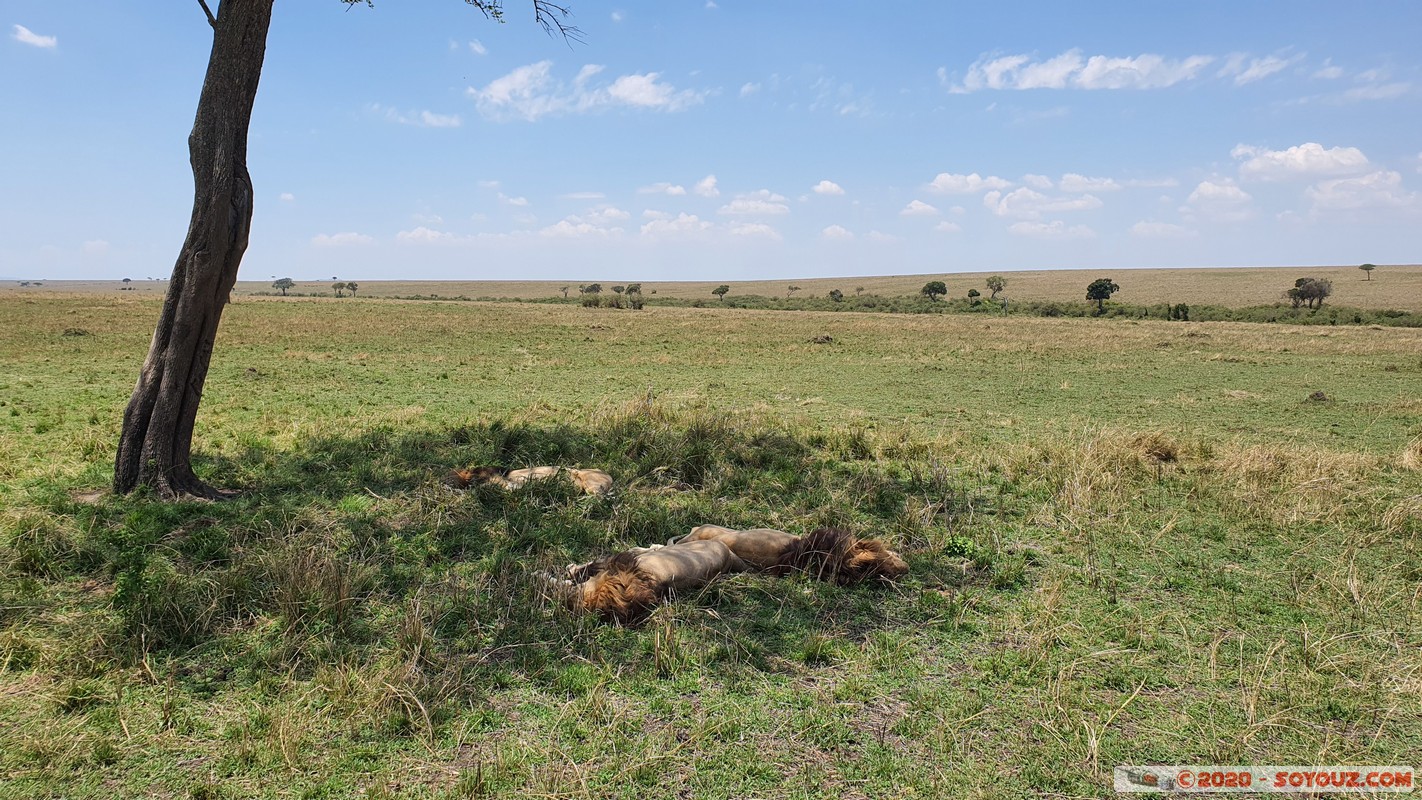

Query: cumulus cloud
900;200;939;216
540;219;620;238
468;60;707;121
718;190;790;216
693;174;720;198
1022;174;1054;190
279;192;295;202
1007;220;1096;239
1059;173;1122;192
498;193;529;206
950;49;1214;92
739;82;760;97
312;232;375;247
560;191;606;200
397;227;462;244
1306;170;1418;213
369;103;462;128
821;224;854;240
640;212;711;238
728;222;782;240
638;182;686;196
1182;180;1254;222
934;221;962;233
983;188;1102;219
812;180;845;196
926;172;1012;194
1232;142;1370;180
1130;221;1192;238
12;24;56;48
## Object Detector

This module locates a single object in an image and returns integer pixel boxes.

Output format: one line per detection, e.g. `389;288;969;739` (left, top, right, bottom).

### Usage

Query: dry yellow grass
1402;436;1422;470
8;263;1422;310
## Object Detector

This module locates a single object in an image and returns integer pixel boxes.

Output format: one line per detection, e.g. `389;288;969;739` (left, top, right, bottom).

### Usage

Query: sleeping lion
551;539;749;625
447;465;614;496
676;524;909;584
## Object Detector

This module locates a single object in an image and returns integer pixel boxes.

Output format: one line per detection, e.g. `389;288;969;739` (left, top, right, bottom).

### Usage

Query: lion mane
772;527;908;585
575;551;661;625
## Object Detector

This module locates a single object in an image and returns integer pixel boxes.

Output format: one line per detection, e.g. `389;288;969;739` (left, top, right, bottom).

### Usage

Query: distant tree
985;274;1006;300
626;283;642;295
1086;278;1119;313
855;286;865;297
580;283;602;295
921;280;947;301
273;277;295;296
1170;303;1190;321
712;284;730;301
560;285;570;298
122;277;132;284
1285;287;1305;308
1359;263;1376;281
332;281;347;297
611;285;625;295
967;288;981;304
828;288;844;302
1296;278;1333;309
787;285;802;298
345;281;358;296
331;276;339;281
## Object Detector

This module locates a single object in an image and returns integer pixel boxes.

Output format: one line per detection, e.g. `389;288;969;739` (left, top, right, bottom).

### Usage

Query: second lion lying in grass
447;465;614;496
676;524;909;584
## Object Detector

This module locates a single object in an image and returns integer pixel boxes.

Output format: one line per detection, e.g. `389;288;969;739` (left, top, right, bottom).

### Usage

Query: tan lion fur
771;527;909;585
673;524;801;571
562;540;749;625
446;465;613;495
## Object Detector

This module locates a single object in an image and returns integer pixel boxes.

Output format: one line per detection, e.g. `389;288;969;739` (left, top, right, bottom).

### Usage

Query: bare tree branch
197;0;218;29
532;1;583;44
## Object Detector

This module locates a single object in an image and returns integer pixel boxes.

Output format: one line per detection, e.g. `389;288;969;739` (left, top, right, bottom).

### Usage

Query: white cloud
540;219;620;238
952;49;1214;92
718;190;790;216
1232;142;1370;180
1130;221;1192;238
729;222;782;240
693;174;720;198
469;40;487;56
984;188;1102;219
640;212;711;238
638;182;687;196
478;179;501;189
865;231;898;243
812;180;845;196
312;232;375;247
1023;174;1054;190
468;61;707;121
1220;53;1302;85
1008;220;1096;239
411;212;444;225
901;200;939;216
610;11;624;22
934;221;962;233
560;191;606;200
369;103;462;128
12;24;56;49
397;227;462;244
1342;82;1409;102
926;172;1012;194
579;206;631;225
739;82;760;97
1312;59;1343;80
498;193;529;206
1059;173;1122;192
279;192;295;202
1182;180;1254;222
821;224;854;240
1306;170;1418;213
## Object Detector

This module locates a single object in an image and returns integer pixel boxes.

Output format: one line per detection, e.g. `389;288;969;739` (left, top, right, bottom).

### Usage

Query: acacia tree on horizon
113;0;576;499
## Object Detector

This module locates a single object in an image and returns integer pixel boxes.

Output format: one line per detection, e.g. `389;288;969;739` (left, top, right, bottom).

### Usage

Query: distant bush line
246;291;1422;327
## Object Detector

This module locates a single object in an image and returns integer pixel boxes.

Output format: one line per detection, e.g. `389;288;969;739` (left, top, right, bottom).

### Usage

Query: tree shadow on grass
38;408;1007;713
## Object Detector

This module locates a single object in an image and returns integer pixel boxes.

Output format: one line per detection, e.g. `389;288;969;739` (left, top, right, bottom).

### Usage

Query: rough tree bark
113;0;274;498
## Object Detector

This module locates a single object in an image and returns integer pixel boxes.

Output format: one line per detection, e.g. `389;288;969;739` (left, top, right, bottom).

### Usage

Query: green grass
1;294;1420;798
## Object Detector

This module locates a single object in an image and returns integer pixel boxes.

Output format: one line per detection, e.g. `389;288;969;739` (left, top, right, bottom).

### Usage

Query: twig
196;0;217;29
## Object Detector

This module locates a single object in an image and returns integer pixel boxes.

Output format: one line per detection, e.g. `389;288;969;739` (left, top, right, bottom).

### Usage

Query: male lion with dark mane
549;540;749;625
675;525;908;584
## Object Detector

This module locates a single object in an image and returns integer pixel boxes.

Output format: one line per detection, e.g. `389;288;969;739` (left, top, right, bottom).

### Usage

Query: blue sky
3;1;1419;282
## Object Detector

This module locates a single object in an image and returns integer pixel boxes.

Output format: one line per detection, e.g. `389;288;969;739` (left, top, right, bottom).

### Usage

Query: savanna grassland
1;293;1420;799
13;262;1422;311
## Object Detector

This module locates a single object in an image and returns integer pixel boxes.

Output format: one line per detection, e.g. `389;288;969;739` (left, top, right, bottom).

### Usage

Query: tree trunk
114;0;274;498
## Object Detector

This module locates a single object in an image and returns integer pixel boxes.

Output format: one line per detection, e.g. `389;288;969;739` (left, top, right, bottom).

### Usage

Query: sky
2;1;1420;282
